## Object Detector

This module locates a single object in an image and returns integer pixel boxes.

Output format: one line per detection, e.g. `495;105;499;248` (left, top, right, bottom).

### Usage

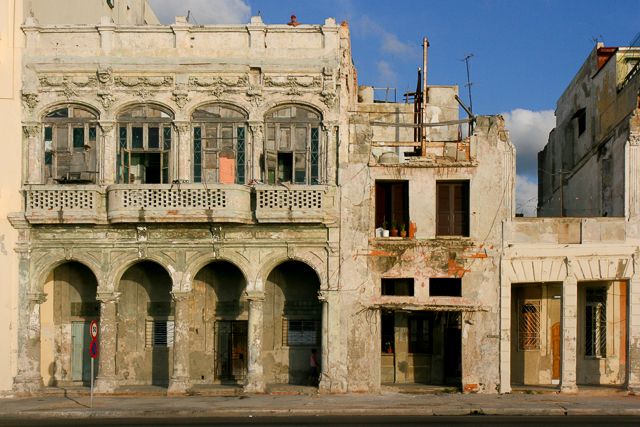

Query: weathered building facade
10;11;522;396
538;42;640;218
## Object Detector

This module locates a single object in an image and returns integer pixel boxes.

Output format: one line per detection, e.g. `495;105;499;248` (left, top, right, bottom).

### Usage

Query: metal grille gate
214;321;248;381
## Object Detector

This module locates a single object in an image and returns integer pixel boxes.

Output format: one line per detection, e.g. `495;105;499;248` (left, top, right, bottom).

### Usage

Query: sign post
90;321;99;408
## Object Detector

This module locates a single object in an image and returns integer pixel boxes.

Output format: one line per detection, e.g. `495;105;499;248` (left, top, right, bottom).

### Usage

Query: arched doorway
116;261;173;386
189;261;248;384
263;261;322;385
40;261;99;386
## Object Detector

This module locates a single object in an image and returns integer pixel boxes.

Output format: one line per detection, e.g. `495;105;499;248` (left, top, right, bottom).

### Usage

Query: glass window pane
148;127;160;149
73;128;84;148
280;127;291;149
205;152;217;169
46;108;68;118
132;127;143;149
89;127;97;141
163;127;171;150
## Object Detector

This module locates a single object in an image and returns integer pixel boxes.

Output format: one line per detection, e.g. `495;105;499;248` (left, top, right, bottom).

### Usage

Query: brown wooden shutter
375;182;386;228
437;181;469;236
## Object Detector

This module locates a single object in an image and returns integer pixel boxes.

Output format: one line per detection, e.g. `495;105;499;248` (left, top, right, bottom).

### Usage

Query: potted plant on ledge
385;342;393;353
381;219;390;237
400;223;407;238
390;220;398;237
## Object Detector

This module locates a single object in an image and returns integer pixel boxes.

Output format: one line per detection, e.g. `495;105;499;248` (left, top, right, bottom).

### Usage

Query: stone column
168;291;191;394
173;122;191;182
249;123;263;183
14;292;46;396
318;291;330;393
23;124;40;184
628;255;640;393
560;261;578;394
499;272;512;394
244;291;266;393
94;292;120;394
99;122;116;185
322;122;338;186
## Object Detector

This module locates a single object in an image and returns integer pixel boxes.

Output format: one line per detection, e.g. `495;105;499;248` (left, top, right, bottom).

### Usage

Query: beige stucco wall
0;0;22;392
24;0;159;25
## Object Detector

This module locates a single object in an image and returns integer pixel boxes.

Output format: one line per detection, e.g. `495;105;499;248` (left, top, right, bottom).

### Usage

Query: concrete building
538;42;640;218
0;0;25;393
8;6;522;395
24;0;159;25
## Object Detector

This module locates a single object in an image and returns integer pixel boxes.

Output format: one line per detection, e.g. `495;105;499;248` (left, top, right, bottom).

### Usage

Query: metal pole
91;358;94;408
422;38;429;155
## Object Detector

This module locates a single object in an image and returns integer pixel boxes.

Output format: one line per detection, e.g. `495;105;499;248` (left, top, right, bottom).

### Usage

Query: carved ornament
320;90;337;108
264;75;321;88
97;66;114;85
246;85;263;107
172;84;190;108
97;88;115;109
115;76;173;87
22;125;40;138
188;75;249;88
21;89;39;109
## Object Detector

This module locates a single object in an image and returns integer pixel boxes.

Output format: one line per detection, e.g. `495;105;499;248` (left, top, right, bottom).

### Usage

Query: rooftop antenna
186;10;198;25
460;54;475;133
590;35;604;44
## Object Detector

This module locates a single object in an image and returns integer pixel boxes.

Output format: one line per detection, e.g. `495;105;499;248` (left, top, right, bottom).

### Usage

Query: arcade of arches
37;259;324;392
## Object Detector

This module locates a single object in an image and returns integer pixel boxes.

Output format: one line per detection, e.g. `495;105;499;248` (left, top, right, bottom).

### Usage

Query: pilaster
561;259;578;394
13;292;46;396
627;253;640;393
244;291;266;393
168;291;191;394
94;292;120;394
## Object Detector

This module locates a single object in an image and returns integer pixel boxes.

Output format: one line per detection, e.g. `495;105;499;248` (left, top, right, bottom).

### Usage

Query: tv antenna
590;35;604;44
186;10;198;25
460;54;475;116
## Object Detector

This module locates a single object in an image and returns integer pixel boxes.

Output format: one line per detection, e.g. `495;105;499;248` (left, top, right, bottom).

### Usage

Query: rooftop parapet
22;16;342;61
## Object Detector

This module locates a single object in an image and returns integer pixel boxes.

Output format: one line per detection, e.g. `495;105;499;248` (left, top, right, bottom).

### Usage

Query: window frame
117;105;173;184
192;104;248;184
436;180;470;237
42;105;99;184
264;105;322;185
283;319;321;346
585;286;607;358
517;299;541;351
375;180;409;232
408;315;432;354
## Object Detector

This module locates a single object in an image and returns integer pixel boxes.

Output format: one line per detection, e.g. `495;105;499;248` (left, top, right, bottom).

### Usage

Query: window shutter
436;182;451;236
375;182;386;228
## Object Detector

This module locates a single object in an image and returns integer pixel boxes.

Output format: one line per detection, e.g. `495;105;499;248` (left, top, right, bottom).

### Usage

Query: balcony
23;185;106;224
107;184;252;223
255;185;337;224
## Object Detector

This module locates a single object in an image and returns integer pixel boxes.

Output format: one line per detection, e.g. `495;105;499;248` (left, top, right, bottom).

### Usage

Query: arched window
264;105;322;185
192;104;248;184
117;105;173;184
42;105;98;184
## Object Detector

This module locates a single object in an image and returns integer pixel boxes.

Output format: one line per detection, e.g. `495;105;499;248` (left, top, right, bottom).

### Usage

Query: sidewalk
0;388;639;418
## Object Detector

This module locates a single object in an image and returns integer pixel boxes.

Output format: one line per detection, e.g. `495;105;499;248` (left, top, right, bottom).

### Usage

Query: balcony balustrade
255;185;336;224
23;185;106;224
22;184;336;225
107;184;252;223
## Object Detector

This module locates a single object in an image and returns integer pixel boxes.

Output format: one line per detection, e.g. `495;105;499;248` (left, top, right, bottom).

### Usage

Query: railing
107;183;252;223
23;185;106;224
255;185;336;223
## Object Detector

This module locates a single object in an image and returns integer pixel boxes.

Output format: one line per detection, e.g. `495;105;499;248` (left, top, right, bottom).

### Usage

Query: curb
2;405;640;419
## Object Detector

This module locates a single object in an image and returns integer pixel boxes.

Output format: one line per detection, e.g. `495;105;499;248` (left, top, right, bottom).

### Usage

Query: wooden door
552;322;561;381
71;322;91;382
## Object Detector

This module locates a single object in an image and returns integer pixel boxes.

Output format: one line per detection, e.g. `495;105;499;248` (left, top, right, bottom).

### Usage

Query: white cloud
147;0;251;25
516;175;538;217
358;16;418;58
376;61;398;88
501;109;555;181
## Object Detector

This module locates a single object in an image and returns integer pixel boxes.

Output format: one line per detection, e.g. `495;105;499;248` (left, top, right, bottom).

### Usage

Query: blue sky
148;0;640;215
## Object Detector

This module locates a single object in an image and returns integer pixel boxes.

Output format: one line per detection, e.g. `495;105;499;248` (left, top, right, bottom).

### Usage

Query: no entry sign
90;339;99;358
90;321;98;339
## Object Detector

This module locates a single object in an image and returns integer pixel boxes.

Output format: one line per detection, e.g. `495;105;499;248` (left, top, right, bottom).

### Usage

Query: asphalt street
1;415;640;427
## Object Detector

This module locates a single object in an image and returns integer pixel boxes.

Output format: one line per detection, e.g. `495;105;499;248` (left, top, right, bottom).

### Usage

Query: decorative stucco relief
188;75;249;88
264;75;321;88
114;76;173;87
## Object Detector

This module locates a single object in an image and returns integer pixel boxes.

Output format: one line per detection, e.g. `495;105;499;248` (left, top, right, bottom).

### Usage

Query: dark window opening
381;278;414;296
436;181;469;237
381;313;395;353
278;152;293;182
375;181;409;230
283;320;320;346
429;278;462;297
573;108;586;136
409;315;432;354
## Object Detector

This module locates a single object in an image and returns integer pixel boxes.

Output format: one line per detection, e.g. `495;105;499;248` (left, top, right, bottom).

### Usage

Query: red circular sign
90;321;98;339
90;339;99;358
